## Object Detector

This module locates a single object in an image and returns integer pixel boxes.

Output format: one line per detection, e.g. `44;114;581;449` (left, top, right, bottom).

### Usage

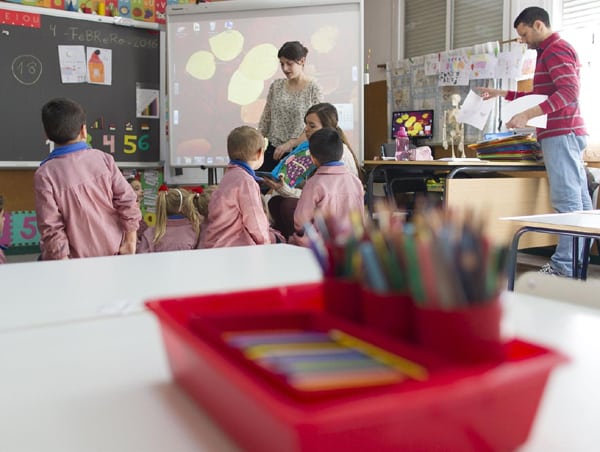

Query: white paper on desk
501;94;548;128
456;90;495;130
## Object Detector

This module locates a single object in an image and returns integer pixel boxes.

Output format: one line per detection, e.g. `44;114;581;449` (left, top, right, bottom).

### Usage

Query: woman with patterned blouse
257;41;323;172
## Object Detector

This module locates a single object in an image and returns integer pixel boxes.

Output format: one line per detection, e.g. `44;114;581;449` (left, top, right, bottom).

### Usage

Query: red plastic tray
146;283;567;452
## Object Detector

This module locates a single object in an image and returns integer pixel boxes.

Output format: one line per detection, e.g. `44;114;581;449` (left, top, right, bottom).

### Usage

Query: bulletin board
0;3;162;166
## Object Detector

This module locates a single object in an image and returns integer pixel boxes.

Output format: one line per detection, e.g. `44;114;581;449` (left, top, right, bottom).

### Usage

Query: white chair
514;271;600;308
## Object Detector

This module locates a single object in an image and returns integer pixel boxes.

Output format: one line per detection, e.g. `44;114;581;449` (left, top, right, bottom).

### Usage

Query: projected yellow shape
241;98;267;124
239;43;278;81
186;51;216;80
209;30;244;62
311;26;339;53
228;70;264;106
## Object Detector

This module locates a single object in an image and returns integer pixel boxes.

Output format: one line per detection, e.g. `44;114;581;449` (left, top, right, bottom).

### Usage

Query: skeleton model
442;94;465;159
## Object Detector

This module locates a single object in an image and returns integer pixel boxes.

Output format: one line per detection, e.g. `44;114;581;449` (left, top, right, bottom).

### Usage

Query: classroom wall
364;0;394;84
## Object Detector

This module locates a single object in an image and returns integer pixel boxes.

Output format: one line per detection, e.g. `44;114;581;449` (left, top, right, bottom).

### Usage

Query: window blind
561;0;600;30
404;0;446;58
453;0;503;49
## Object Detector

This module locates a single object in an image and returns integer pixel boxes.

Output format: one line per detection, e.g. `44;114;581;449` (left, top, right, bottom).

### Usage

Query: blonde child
200;126;284;248
0;194;7;264
289;128;364;247
191;186;214;220
34;98;141;259
128;176;148;240
137;186;201;253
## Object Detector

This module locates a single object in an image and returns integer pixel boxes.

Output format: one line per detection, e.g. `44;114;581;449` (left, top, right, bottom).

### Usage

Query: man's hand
475;87;507;99
506;112;529;129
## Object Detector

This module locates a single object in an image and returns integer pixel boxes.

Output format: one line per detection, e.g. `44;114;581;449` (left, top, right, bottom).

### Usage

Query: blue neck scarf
229;159;261;181
40;141;89;166
167;214;185;220
322;160;344;167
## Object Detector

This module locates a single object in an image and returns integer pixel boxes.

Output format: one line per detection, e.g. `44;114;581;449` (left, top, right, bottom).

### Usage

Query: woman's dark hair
278;41;308;62
305;102;361;176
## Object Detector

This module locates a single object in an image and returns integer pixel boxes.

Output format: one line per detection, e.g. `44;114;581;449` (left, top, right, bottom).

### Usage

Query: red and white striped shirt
506;32;587;140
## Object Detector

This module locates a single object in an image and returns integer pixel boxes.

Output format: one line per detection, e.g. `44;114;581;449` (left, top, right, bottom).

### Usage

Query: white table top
0;245;322;333
502;211;600;235
1;290;599;452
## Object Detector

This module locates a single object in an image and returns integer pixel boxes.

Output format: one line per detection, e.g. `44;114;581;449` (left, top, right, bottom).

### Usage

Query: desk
1;290;598;451
0;245;322;333
502;211;600;290
364;160;552;247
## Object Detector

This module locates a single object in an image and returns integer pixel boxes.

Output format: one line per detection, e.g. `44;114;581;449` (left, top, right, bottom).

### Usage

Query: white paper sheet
456;90;495;130
58;45;86;84
501;94;548;128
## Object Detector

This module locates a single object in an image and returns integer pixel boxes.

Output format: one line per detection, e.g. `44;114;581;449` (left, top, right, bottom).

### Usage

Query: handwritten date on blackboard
48;25;158;49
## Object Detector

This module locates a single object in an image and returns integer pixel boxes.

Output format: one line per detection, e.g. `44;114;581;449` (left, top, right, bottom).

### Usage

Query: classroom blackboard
0;3;161;165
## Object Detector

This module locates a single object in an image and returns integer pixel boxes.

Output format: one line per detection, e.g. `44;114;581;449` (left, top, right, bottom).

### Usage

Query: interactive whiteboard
166;0;363;167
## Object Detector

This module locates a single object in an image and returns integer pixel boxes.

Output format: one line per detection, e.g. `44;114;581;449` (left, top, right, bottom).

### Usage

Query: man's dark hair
308;128;343;164
514;6;550;28
41;98;86;145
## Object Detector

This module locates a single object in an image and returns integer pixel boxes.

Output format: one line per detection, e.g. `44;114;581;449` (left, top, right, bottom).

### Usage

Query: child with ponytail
137;185;202;253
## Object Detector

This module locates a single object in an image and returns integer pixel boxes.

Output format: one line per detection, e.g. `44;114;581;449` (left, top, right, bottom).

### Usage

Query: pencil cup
414;297;505;364
362;289;414;341
323;277;363;323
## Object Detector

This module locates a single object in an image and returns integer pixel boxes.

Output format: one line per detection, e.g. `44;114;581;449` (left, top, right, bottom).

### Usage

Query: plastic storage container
147;283;567;452
395;126;410;161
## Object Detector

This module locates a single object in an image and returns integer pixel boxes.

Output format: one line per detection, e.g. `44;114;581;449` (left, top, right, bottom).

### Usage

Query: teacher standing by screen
257;41;323;172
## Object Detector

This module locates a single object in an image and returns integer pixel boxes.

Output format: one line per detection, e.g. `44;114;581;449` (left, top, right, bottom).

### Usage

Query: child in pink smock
137;186;201;253
289;128;365;247
0;194;7;264
128;176;148;242
200;126;284;248
34;98;141;260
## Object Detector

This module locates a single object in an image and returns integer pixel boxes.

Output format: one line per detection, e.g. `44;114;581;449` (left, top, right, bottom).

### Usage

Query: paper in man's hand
501;94;548;129
456;90;495;130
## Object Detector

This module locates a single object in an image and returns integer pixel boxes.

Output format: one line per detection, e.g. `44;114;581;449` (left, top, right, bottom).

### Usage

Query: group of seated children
263;102;361;239
201;119;364;248
19;97;363;262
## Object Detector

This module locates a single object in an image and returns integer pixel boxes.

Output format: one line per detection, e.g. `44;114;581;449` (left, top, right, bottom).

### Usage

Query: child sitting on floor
34;98;141;259
199;126;284;248
289;128;364;247
137;186;202;253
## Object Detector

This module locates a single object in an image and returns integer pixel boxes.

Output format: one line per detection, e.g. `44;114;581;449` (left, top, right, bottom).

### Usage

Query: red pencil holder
322;277;363;323
362;289;414;341
414;297;505;364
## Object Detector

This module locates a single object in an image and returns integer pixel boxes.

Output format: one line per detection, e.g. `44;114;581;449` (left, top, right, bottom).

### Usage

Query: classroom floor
515;251;600;281
8;249;600;283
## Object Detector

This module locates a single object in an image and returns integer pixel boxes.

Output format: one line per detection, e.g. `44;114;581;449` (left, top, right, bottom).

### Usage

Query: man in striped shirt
478;6;592;277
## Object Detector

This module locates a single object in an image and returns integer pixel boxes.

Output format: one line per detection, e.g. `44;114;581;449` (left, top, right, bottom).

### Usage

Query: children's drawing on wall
468;53;498;80
86;47;112;85
58;45;86;83
439;54;470;86
136;82;160;118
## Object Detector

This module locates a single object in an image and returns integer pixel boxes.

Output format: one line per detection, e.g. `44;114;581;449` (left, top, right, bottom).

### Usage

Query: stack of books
468;133;542;161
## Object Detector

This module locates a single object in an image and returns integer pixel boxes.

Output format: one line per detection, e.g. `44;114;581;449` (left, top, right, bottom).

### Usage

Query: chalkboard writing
0;4;161;165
